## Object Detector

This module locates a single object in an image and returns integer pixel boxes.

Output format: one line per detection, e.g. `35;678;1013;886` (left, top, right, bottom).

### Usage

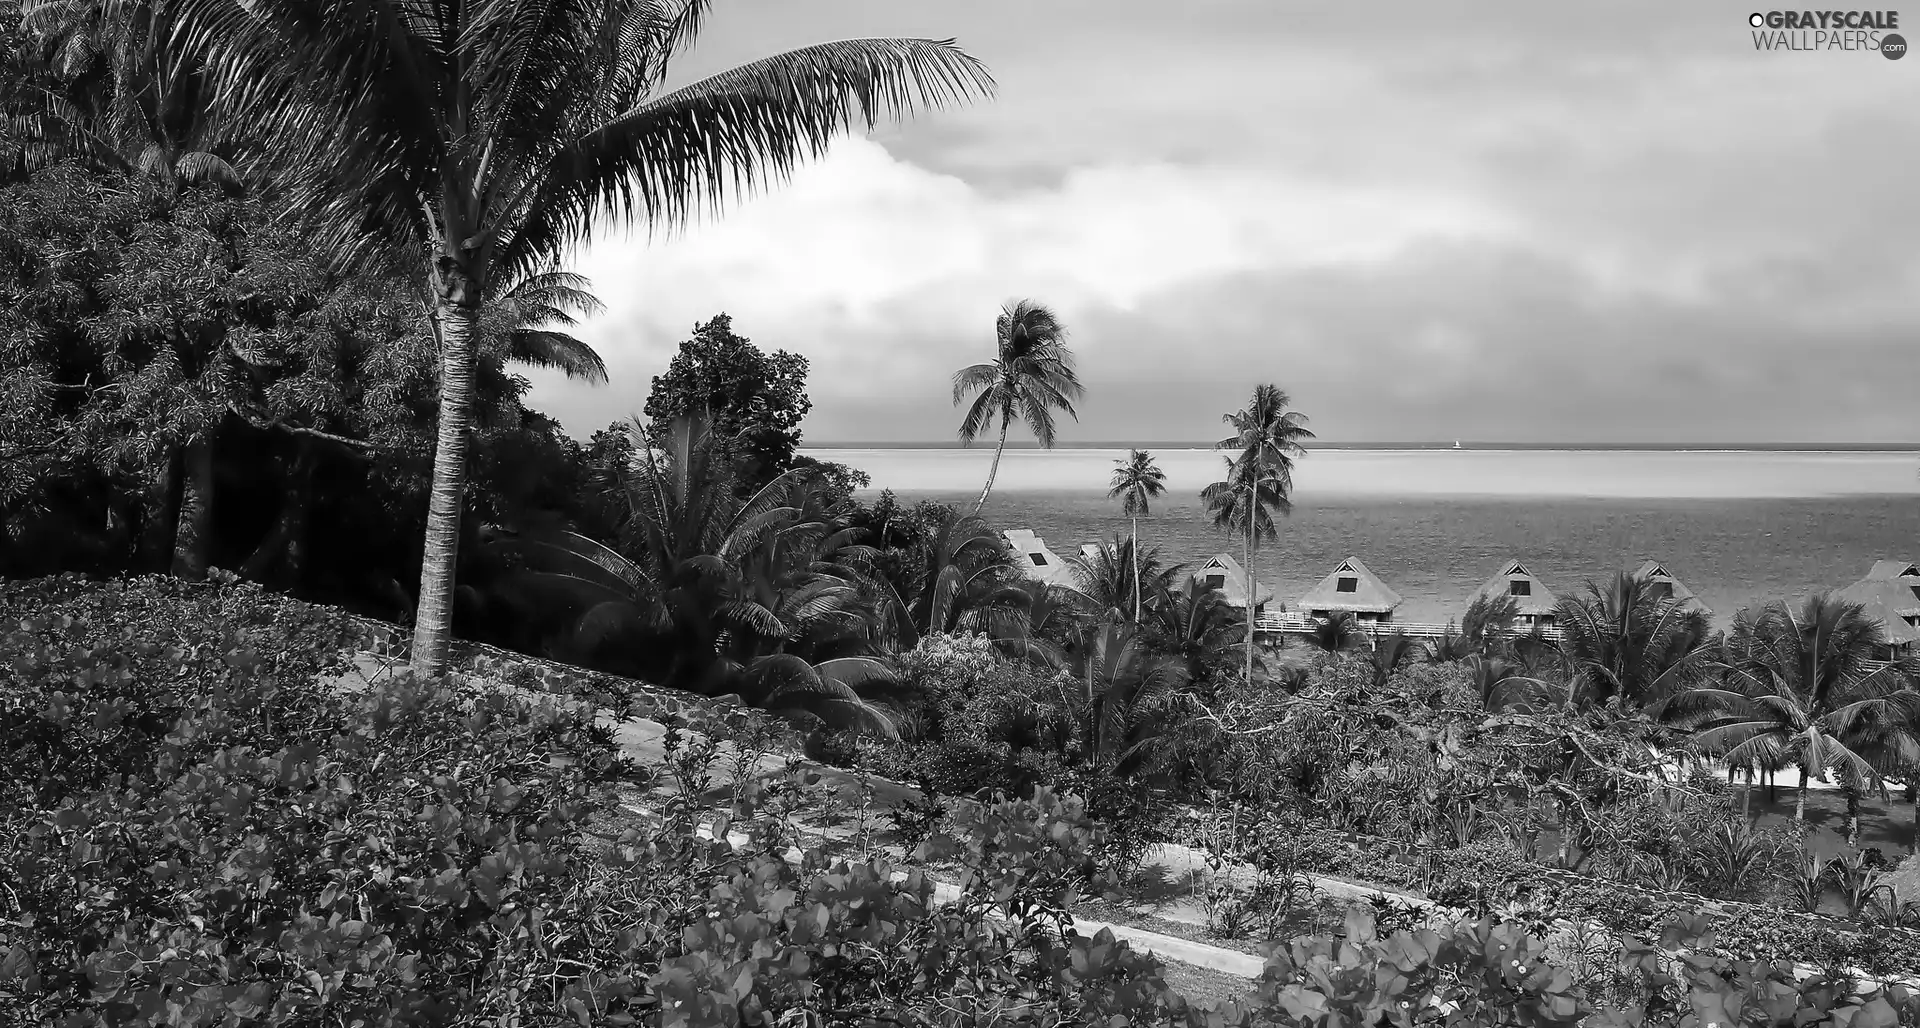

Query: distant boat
1453;440;1462;450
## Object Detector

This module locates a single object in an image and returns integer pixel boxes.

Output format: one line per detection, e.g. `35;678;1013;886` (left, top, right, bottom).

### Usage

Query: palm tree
1054;622;1192;777
494;270;609;384
1203;384;1312;685
1070;533;1178;625
1108;448;1166;621
1143;576;1244;685
1685;594;1920;820
1554;571;1715;711
952;299;1083;513
179;0;992;677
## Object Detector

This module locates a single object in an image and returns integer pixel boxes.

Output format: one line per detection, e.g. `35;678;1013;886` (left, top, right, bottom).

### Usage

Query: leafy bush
8;574;1920;1027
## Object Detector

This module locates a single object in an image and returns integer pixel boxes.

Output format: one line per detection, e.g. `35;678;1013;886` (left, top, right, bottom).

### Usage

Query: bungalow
1468;558;1559;629
1633;559;1710;616
1298;556;1403;623
1835;559;1920;657
1189;552;1274;615
1001;529;1080;590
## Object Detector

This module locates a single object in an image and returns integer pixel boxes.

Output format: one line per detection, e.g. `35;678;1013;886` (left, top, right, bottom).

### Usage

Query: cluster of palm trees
1346;571;1920;831
8;0;995;678
474;405;1253;752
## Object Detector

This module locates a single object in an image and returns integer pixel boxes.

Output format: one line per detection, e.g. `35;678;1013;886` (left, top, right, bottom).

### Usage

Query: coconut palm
952;299;1083;513
1685;594;1920;820
1053;622;1192;777
177;0;991;677
1143;576;1245;685
1204;384;1312;686
494;270;609;383
1070;534;1179;625
1554;571;1715;712
1108;448;1166;620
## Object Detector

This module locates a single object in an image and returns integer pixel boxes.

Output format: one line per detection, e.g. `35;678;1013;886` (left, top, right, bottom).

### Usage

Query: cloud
527;0;1920;444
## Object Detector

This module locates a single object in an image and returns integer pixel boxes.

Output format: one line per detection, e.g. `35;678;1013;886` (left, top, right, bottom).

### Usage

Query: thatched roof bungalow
1835;559;1920;653
1189;552;1273;613
1298;556;1403;623
1468;558;1559;628
1002;530;1079;590
1633;559;1710;615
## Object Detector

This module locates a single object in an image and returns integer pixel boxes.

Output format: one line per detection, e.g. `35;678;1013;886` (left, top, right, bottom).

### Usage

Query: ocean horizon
801;446;1920;626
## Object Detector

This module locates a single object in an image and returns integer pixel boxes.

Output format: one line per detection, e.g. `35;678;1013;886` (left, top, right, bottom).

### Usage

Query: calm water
807;448;1920;625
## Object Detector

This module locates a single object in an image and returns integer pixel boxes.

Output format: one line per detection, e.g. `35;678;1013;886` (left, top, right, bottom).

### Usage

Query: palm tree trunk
1742;767;1753;817
971;420;1010;514
411;298;481;678
1131;516;1142;622
1243;483;1255;686
1795;767;1809;821
170;435;214;579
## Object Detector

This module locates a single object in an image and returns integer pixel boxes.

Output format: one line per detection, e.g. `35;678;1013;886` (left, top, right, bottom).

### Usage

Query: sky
527;0;1920;445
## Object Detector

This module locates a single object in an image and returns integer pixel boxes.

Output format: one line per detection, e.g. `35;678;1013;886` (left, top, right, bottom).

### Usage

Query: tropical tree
1203;384;1312;685
1107;448;1166;620
494;270;608;384
1069;533;1178;625
1052;622;1192;777
1685;594;1920;820
952;299;1083;513
1555;571;1715;711
178;0;992;677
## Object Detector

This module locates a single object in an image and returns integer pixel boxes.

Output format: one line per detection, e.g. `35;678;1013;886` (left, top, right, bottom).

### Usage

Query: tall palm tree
1108;448;1166;621
1684;594;1920;820
952;299;1083;514
178;0;992;677
1203;384;1312;685
1555;571;1714;712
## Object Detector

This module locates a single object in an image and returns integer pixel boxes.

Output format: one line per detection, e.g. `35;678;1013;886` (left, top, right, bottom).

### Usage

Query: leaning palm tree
178;0;992;677
953;299;1083;513
1204;385;1312;686
1684;594;1920;820
1108;448;1166;621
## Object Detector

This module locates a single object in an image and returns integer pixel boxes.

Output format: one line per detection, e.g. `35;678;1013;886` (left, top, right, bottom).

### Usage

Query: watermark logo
1749;10;1906;54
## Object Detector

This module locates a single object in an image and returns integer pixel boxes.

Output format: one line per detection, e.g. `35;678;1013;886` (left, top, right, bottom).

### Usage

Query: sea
801;446;1920;626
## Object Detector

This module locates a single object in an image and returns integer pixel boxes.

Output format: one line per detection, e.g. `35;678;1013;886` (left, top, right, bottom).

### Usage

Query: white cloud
538;138;1520;433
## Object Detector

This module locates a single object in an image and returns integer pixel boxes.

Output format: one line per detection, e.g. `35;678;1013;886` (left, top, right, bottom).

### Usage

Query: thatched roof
1468;558;1558;618
1298;556;1403;615
1836;559;1920;645
1190;552;1273;610
1002;530;1079;590
1633;559;1709;615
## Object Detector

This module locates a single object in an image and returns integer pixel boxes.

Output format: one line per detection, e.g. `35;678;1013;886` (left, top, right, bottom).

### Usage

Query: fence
1252;612;1564;643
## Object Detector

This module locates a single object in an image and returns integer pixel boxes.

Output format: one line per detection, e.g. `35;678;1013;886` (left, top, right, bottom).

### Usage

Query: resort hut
1633;559;1710;616
1002;529;1079;590
1189;553;1274;616
1835;559;1920;658
1298;556;1403;624
1468;558;1559;629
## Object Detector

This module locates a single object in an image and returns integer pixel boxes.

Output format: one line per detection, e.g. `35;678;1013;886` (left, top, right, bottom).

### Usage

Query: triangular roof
1467;558;1558;617
1189;552;1273;609
1002;529;1079;589
1633;559;1710;614
1837;559;1920;645
1298;556;1403;614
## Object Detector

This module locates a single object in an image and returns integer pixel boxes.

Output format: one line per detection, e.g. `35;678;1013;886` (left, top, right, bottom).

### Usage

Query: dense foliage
7;574;1920;1028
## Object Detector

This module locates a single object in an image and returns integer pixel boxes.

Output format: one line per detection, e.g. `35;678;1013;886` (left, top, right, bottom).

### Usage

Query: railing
1253;612;1564;643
